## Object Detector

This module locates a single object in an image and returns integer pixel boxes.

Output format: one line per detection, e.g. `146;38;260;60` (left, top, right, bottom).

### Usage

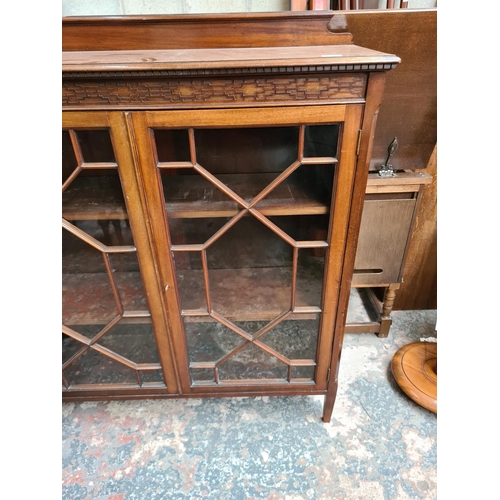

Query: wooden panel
352;198;416;285
62;74;367;110
144;104;347;127
394;144;437;310
62;12;352;51
329;9;437;170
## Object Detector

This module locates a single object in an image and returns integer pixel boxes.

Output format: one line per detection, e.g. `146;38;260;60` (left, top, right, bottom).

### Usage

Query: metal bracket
378;137;398;177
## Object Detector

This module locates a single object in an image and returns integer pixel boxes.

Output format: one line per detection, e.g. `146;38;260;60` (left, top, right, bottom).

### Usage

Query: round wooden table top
391;342;437;413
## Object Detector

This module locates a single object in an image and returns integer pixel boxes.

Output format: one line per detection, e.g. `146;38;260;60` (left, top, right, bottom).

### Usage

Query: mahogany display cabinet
62;14;399;421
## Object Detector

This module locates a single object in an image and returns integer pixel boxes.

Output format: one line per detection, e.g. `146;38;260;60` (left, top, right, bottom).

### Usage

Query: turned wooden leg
377;283;399;338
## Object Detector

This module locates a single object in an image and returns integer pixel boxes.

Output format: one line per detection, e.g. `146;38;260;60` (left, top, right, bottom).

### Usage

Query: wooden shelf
62;173;330;221
63;176;127;221
163;173;329;218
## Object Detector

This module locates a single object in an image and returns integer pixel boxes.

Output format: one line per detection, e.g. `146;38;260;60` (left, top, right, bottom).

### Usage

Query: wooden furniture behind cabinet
62;13;399;421
348;170;431;337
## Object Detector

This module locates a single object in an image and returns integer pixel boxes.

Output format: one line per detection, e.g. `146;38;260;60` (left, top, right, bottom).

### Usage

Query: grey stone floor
62;299;437;500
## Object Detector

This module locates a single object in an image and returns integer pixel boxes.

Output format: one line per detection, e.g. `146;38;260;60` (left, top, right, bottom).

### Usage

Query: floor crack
359;400;372;420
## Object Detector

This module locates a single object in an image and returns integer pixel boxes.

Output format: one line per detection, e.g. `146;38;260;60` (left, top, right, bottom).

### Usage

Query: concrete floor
62;300;437;500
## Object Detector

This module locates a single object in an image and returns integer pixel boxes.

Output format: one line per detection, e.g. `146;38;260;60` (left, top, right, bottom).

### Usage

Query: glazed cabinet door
62;112;179;399
130;105;363;394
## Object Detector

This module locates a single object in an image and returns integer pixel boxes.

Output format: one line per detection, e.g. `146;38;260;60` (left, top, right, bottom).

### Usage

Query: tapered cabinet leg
322;383;338;423
377;284;399;338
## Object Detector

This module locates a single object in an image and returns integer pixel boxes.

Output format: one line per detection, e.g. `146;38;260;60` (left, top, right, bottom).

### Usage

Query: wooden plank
62;12;353;51
63;44;398;73
394;144;437;310
144;105;347;128
365;184;420;194
366;171;432;186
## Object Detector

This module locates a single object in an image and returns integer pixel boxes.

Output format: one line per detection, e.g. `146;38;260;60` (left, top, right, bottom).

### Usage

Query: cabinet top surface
62;44;400;73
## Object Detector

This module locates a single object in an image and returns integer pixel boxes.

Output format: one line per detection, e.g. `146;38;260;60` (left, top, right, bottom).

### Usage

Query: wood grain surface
391;341;437;413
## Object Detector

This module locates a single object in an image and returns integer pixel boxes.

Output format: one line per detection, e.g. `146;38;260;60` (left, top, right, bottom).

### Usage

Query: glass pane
98;322;159;364
304;124;340;158
218;343;288;381
173;251;206;311
292;366;316;381
284;163;335;210
258;315;320;361
62;131;78;184
62;171;126;220
155;123;340;386
154;129;191;162
62;218;134;247
62;229;120;330
190;369;215;383
110;253;149;311
62;334;82;366
63;345;137;385
206;216;293;321
76;130;115;163
296;247;326;309
63;128;164;389
184;320;244;364
195;127;299;175
140;370;165;384
162;173;242;219
168;217;232;246
268;214;329;242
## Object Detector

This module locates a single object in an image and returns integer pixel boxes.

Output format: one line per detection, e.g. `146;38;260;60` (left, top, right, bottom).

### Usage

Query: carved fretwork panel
62;74;367;109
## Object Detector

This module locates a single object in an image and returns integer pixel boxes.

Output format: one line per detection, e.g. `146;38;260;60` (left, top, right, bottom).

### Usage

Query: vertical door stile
315;104;364;389
109;111;181;394
128;112;193;394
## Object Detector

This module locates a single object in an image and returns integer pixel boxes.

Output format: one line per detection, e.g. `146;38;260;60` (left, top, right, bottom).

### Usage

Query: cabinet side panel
352;198;416;286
